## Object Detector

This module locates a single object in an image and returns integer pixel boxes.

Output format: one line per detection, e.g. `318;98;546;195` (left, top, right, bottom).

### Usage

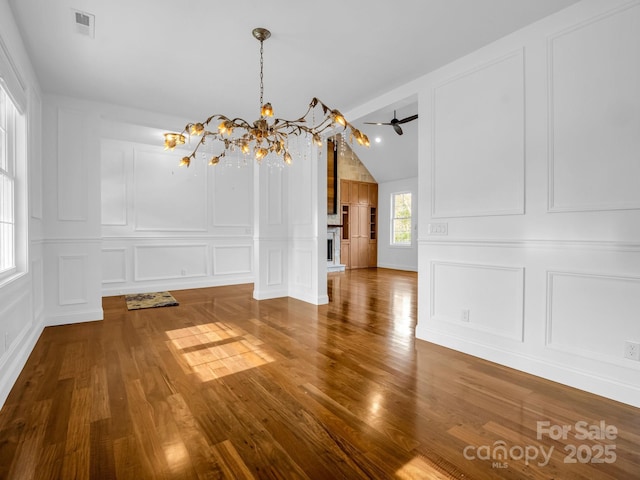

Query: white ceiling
8;0;580;182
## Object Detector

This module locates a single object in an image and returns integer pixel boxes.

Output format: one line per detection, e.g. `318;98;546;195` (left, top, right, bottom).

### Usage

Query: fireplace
327;226;345;272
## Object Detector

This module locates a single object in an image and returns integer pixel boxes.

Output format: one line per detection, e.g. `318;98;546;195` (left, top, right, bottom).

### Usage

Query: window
0;86;16;276
391;192;412;245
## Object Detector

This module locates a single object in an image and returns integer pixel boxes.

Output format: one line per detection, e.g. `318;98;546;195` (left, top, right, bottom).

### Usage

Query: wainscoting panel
213;245;252;275
430;261;525;341
292;248;313;289
31;257;44;319
0;292;31;362
267;249;283;286
548;2;640;212
133;147;207;231
57;108;88;221
102;248;127;284
547;271;640;361
134;244;208;281
101;144;128;226
431;50;525;218
58;254;88;305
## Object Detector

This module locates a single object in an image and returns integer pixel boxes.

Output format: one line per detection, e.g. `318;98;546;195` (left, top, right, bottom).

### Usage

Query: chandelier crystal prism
163;27;369;167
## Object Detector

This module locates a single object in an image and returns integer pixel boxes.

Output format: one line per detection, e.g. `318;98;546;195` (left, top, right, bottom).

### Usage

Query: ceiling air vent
72;9;95;38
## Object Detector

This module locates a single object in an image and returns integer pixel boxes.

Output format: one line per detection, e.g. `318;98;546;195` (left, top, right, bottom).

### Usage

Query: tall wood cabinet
340;180;377;269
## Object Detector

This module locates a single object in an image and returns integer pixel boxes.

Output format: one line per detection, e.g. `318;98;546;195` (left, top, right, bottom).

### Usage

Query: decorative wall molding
58;254;88;305
133;244;208;281
292;249;313;289
30;258;43;319
0;291;32;347
267;249;283;286
546;270;640;366
101;145;128;226
212;245;252;275
547;1;640;213
430;261;525;341
133;147;208;232
431;49;525;218
101;248;127;284
42;238;103;245
419;238;640;252
102;235;253;241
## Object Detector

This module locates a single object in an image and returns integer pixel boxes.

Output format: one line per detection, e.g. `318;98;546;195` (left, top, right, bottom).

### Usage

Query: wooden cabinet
340;179;350;204
339;180;377;269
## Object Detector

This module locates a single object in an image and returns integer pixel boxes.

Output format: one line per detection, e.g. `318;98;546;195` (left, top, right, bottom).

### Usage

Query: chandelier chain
259;40;264;111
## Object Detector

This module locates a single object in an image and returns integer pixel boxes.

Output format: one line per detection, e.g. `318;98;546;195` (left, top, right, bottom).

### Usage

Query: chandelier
163;28;369;167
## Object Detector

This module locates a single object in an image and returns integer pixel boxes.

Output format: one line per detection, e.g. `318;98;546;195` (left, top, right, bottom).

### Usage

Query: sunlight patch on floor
395;455;454;480
166;322;274;381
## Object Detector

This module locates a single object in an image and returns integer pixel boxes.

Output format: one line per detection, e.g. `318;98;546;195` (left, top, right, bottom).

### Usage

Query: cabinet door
358;205;369;239
358;183;369;204
350;182;360;205
368;242;377;267
355;237;369;268
340;179;350;204
368;183;378;206
340;241;350;268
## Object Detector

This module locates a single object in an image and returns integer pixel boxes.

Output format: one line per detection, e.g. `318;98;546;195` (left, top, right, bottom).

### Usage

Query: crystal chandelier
163;28;369;167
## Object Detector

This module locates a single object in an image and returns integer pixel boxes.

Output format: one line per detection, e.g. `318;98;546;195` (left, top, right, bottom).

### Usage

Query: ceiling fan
364;110;418;136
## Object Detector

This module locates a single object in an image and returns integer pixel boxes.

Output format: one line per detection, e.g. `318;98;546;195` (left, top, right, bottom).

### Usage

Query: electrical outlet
461;309;470;322
624;341;640;361
181;269;187;276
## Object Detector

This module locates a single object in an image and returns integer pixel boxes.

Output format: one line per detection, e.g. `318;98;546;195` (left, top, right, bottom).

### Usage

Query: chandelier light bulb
261;102;274;117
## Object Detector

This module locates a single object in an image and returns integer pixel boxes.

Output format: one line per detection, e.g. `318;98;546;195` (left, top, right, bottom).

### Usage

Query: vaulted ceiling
9;0;580;182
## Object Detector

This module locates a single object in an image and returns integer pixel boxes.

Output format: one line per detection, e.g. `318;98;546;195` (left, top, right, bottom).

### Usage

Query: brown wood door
348;205;370;269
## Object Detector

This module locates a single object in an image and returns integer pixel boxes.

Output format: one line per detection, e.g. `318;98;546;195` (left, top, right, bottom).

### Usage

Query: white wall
253;135;328;305
377;177;418;271
42;94;325;306
415;0;640;407
0;0;44;406
100;117;255;295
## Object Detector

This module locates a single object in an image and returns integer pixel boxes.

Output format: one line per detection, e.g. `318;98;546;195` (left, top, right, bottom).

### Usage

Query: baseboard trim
416;326;640;408
376;263;418;272
102;276;255;297
0;319;45;409
45;309;104;327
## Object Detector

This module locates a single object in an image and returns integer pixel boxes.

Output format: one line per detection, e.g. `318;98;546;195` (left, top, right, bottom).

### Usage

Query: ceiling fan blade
397;114;418;124
393;123;403;135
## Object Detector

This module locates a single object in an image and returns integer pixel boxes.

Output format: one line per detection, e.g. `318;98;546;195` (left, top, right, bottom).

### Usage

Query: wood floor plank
0;268;638;479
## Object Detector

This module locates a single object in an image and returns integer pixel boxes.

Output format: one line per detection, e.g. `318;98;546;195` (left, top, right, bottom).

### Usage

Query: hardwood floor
0;268;638;479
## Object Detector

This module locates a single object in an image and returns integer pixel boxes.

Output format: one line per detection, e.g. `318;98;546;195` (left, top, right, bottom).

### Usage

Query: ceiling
9;0;580;182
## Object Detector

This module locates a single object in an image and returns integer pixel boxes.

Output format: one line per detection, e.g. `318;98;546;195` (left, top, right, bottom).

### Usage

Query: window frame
390;191;412;247
0;81;24;285
0;86;16;279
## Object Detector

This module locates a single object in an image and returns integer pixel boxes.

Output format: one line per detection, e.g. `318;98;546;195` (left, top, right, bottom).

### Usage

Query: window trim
0;79;25;286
